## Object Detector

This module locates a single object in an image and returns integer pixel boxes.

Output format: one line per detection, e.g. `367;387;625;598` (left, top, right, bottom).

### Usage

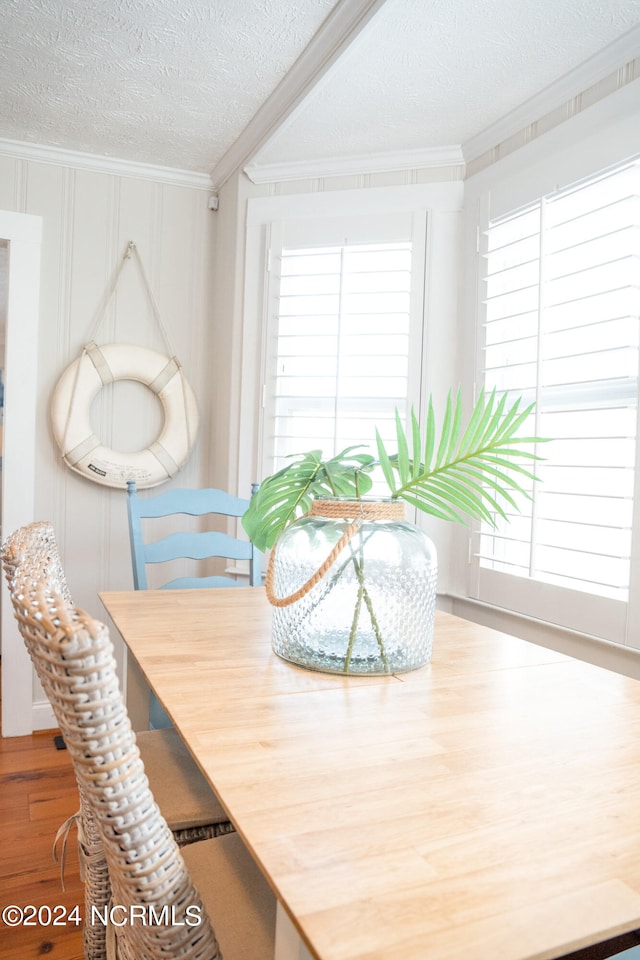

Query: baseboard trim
32;700;57;732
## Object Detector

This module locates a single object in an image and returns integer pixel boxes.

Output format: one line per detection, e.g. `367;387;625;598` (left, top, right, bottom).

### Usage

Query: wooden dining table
99;586;640;960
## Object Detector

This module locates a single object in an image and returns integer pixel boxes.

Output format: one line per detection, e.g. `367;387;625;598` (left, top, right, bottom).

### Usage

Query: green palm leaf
394;410;411;485
408;475;496;523
242;447;376;550
375;427;396;491
245;390;547;550
378;390;546;525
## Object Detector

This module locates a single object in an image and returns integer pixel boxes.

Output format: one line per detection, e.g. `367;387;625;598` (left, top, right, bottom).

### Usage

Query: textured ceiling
253;0;640;167
0;0;338;172
0;0;639;180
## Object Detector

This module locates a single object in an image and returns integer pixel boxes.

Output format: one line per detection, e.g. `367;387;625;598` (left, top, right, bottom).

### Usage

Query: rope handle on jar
264;499;405;608
265;518;362;607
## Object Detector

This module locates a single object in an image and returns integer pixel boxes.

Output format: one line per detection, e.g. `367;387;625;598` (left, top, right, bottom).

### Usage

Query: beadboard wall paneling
0;156;23;210
0;151;215;729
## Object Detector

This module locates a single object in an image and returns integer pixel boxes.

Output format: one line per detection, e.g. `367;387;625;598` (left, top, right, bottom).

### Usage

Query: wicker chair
2;521;110;960
3;522;233;844
2;532;276;959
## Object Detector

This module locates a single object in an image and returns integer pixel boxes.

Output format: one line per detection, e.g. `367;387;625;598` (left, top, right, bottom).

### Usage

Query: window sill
440;592;640;681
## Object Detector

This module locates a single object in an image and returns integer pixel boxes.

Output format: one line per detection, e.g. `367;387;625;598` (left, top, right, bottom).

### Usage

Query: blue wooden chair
126;480;262;591
126;480;262;728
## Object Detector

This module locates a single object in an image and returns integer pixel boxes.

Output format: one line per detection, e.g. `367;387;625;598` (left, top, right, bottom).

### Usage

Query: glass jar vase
267;499;437;675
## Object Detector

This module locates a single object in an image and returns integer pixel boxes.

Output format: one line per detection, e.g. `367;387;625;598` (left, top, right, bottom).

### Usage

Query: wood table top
100;587;640;960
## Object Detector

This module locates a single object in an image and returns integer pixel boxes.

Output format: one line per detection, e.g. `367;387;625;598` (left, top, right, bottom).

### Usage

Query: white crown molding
244;145;465;184
462;23;640;164
0;137;214;189
209;0;391;191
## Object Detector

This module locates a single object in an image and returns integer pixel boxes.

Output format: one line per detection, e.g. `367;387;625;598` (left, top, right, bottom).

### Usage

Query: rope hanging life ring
50;341;199;490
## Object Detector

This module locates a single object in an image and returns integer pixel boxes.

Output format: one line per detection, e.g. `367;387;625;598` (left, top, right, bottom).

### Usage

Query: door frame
1;210;42;736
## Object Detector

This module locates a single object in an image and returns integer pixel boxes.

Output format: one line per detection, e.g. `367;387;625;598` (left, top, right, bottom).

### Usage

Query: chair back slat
131;486;249;519
143;531;254;565
161;575;245;591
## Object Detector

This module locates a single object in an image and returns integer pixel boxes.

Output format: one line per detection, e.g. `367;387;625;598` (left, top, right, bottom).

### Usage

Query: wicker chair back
3;521;110;960
2;523;222;960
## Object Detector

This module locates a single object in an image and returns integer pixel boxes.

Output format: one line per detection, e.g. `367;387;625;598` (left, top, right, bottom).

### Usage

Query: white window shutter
474;159;640;641
262;214;426;481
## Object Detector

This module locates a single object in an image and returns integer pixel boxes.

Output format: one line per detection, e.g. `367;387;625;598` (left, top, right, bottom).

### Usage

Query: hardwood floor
0;665;84;959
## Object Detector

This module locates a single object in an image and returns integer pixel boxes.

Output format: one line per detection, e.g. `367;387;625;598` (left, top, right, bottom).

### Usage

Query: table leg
275;902;315;960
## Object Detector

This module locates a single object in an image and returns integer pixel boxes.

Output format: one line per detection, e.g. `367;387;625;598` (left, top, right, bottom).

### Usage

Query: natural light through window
479;159;640;602
266;240;413;479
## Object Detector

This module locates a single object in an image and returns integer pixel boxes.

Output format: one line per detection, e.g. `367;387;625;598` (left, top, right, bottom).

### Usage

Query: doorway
0;210;42;736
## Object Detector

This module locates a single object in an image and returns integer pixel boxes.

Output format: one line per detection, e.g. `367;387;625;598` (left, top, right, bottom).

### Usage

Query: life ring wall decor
51;341;199;490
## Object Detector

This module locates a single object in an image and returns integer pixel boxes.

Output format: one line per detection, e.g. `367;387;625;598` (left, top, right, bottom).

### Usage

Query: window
473;158;640;642
261;214;427;480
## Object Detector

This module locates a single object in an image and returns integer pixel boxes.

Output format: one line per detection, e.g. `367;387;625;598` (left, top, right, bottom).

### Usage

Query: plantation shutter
472;158;640;643
261;214;426;480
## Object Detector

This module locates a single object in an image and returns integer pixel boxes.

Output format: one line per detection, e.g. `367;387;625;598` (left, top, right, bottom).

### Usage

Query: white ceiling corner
461;21;640;165
209;0;390;189
245;0;640;183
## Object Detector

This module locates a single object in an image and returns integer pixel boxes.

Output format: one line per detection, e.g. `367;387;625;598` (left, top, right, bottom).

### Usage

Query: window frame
237;182;464;591
466;156;640;650
260;212;427;483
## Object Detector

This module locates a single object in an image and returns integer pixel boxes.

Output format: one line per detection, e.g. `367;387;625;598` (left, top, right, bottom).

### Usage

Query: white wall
0;150;216;731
